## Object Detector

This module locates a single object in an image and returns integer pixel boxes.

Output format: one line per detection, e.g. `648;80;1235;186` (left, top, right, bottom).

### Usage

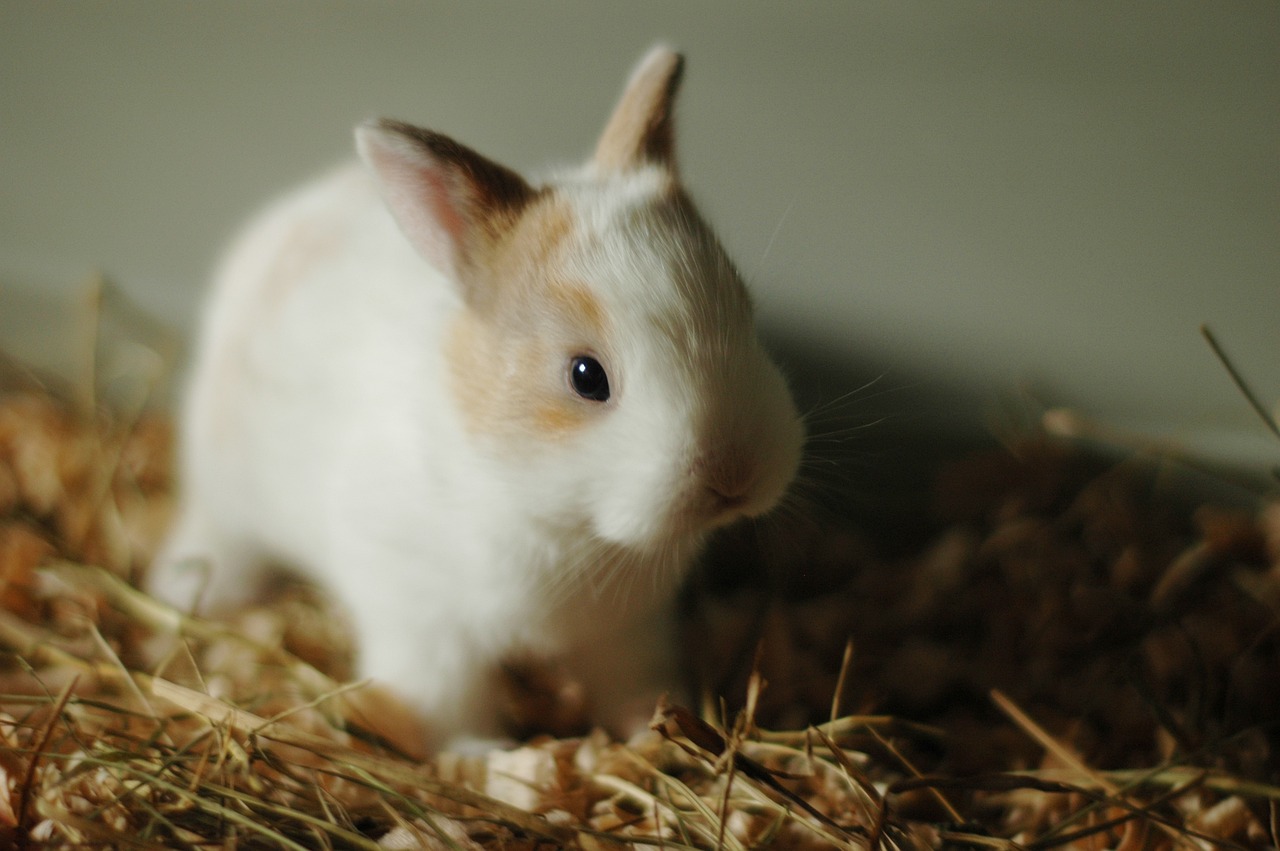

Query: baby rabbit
150;45;803;751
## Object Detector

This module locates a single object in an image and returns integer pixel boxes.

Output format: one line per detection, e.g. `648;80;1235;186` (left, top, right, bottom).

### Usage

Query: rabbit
149;45;804;752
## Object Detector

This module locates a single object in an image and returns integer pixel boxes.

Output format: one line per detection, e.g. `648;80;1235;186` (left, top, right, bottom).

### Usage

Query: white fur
150;47;803;750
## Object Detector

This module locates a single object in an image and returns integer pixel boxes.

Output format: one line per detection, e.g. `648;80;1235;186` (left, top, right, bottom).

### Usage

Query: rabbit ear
357;119;534;284
594;45;685;173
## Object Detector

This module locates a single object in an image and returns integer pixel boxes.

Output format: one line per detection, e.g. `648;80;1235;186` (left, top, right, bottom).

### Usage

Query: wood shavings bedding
0;371;1275;849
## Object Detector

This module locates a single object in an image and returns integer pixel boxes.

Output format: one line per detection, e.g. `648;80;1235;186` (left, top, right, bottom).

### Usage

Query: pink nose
708;486;749;516
694;451;757;518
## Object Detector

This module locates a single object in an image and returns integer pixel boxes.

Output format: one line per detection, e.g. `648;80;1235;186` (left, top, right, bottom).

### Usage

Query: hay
0;350;1277;848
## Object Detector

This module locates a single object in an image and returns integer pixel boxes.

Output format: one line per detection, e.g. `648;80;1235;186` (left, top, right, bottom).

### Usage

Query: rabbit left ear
593;45;685;173
357;118;534;284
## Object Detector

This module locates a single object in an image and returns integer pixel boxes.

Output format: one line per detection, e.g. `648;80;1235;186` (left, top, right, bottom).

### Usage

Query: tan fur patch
444;312;496;432
504;199;606;335
445;311;595;443
486;197;572;287
518;198;574;269
548;281;607;337
471;194;572;311
446;193;611;443
532;399;592;435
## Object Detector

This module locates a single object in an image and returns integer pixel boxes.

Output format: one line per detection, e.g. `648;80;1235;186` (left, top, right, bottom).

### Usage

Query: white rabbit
150;45;804;751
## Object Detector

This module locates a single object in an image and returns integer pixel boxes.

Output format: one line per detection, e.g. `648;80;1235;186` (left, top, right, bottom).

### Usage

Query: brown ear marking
594;46;685;173
360;118;537;279
373;119;534;212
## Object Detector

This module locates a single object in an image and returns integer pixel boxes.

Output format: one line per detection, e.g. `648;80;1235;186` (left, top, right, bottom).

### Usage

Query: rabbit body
151;47;803;749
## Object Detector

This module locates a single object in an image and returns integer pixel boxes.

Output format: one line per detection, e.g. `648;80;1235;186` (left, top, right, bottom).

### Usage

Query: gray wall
3;2;1277;469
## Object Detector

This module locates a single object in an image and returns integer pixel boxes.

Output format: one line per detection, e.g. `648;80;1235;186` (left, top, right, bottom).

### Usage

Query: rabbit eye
569;356;610;402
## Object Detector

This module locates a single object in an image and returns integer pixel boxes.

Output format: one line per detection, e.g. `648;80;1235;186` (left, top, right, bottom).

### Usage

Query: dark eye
569;355;610;402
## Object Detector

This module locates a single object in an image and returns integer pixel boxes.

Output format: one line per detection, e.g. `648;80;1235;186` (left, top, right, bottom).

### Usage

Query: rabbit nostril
708;486;748;512
692;451;757;518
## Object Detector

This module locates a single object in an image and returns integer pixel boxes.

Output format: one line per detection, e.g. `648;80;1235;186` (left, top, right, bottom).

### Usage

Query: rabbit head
356;46;803;556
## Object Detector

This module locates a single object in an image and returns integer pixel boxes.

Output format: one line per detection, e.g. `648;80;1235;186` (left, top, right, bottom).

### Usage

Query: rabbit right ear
356;119;534;287
594;45;685;173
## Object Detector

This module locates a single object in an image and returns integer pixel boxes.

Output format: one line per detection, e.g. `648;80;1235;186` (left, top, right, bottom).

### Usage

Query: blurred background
2;2;1277;491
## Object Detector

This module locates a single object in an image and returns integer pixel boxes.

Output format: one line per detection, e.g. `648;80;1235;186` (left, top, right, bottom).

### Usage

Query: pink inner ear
417;166;470;264
359;119;534;282
360;135;469;275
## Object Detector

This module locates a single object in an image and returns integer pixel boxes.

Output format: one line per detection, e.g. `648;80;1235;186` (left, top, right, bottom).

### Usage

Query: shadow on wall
765;326;998;539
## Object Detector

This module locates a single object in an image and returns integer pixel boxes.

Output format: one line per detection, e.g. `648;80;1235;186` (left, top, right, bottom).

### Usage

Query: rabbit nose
693;452;758;518
708;484;750;515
